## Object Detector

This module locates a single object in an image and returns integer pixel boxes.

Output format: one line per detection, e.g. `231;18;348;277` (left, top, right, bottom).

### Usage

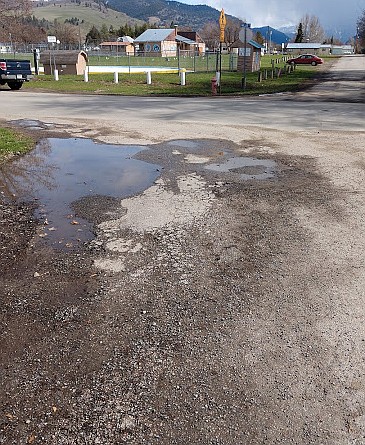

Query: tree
199;21;220;50
85;25;102;45
294;23;303;42
0;0;32;42
18;21;47;43
300;14;325;43
100;23;109;41
53;20;79;45
254;31;264;46
224;18;241;47
357;9;365;52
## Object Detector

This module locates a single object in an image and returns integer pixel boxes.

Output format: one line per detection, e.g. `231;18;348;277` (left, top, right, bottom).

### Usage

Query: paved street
1;56;365;135
0;55;365;444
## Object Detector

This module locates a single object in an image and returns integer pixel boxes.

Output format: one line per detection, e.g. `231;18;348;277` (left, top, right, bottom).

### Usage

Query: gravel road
1;55;365;444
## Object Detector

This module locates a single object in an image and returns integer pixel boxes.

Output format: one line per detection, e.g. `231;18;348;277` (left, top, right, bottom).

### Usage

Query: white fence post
54;69;59;81
215;71;220;86
84;69;89;82
114;71;119;84
146;71;152;85
180;68;186;86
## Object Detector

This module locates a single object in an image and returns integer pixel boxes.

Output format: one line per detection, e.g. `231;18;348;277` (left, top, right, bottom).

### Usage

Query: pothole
0;138;161;248
205;156;277;180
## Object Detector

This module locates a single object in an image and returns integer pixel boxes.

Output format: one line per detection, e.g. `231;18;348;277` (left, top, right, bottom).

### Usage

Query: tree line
0;0;364;52
85;23;153;45
0;0;154;45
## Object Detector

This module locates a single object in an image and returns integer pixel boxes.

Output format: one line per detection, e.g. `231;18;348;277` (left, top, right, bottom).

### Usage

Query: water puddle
10;119;53;130
205;156;277;180
167;140;200;149
0;138;160;248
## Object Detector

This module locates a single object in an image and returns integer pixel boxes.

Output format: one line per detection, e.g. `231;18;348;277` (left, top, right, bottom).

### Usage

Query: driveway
0;56;365;445
293;54;365;102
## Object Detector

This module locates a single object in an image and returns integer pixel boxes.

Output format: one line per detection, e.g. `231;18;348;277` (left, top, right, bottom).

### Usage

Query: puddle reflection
0;138;160;248
205;156;277;180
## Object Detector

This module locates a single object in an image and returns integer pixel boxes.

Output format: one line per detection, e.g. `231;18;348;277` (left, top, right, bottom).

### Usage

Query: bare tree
53;21;79;45
224;18;241;46
357;9;365;52
300;14;325;43
200;18;241;51
199;21;220;50
18;23;47;44
0;0;32;41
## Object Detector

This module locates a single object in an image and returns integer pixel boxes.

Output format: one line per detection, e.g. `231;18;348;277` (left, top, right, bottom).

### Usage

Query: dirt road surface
1;56;365;444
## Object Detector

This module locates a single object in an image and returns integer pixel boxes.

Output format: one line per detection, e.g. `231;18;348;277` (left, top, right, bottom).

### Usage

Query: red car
286;54;324;66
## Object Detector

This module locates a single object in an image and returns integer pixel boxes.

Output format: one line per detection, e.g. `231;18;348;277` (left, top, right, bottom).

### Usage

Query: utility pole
218;9;226;94
9;33;14;58
77;21;82;50
240;22;252;89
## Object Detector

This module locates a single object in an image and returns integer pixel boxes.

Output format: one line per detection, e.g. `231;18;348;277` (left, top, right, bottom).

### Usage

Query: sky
182;0;364;32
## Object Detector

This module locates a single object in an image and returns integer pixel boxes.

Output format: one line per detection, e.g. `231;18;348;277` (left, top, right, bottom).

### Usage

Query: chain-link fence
2;46;239;73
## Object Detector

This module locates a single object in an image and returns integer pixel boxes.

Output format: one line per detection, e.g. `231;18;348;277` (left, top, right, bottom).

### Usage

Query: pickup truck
0;59;33;90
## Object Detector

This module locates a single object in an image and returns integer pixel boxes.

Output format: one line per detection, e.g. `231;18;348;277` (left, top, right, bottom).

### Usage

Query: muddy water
205;156;277;180
0;138;160;248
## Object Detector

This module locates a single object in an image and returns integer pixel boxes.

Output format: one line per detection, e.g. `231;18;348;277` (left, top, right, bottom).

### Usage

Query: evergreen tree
85;25;102;45
100;23;109;40
295;23;303;43
254;31;264;45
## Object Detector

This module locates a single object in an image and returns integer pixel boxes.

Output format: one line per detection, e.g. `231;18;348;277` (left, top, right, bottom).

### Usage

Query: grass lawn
4;53;337;96
6;53;337;95
0;127;35;162
22;64;323;96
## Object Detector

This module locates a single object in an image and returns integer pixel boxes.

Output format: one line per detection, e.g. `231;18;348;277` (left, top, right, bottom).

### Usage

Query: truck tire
7;81;23;90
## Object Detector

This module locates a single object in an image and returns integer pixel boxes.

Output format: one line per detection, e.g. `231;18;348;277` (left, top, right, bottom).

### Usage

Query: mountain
32;0;143;36
252;26;290;45
106;0;239;29
277;25;296;40
323;27;355;43
277;24;354;44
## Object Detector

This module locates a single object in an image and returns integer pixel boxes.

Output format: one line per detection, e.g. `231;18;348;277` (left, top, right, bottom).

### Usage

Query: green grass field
2;53;336;96
21;65;320;96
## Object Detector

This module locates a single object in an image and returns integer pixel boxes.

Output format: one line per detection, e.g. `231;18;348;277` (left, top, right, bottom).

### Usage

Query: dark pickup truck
0;59;33;90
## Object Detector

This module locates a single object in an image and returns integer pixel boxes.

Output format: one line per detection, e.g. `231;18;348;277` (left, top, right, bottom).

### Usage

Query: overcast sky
182;0;364;31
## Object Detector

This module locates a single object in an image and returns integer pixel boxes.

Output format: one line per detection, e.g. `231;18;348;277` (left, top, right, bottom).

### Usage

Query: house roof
134;29;175;43
176;35;197;45
286;43;322;49
230;39;264;49
321;44;353;49
100;41;131;46
178;31;204;44
248;39;264;49
39;50;87;64
118;36;134;43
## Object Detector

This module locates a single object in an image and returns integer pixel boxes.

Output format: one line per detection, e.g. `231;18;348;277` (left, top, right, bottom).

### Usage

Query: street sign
239;26;254;43
47;36;57;43
219;9;226;43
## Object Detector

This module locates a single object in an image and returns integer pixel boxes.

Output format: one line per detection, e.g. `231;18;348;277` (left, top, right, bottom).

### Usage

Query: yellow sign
219;9;226;42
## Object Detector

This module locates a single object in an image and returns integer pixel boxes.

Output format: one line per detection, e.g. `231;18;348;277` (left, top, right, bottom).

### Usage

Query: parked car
286;54;324;66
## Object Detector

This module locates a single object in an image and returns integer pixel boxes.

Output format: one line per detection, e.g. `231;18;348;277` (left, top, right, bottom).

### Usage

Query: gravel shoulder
1;57;365;444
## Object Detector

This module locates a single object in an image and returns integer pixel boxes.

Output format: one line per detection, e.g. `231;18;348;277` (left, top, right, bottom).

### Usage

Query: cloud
182;0;364;30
